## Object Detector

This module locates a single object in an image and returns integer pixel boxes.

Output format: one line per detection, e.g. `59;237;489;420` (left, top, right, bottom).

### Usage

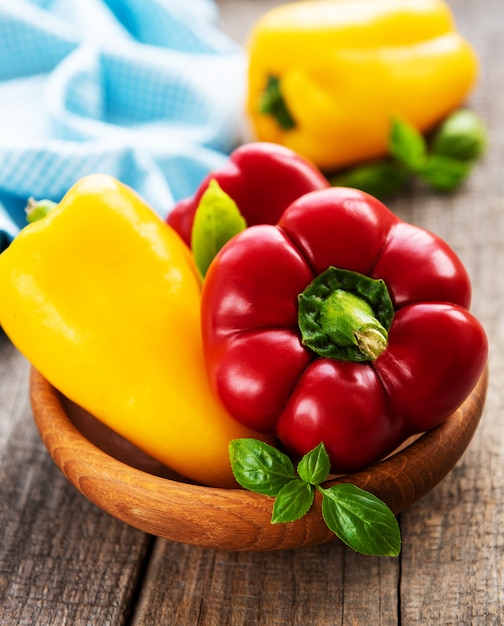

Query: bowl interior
29;367;488;551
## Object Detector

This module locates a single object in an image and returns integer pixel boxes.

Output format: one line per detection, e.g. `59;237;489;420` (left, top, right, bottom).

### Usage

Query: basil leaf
417;154;472;192
191;179;247;279
271;479;314;524
389;117;427;171
330;160;409;200
320;484;401;556
431;110;487;162
230;439;401;556
297;442;331;485
229;439;297;497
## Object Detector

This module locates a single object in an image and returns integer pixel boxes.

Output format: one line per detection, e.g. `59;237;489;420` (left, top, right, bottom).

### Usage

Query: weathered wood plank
130;540;399;625
395;0;504;623
0;331;153;626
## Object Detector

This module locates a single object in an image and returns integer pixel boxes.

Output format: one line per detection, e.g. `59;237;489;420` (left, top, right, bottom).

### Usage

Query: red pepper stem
298;267;394;362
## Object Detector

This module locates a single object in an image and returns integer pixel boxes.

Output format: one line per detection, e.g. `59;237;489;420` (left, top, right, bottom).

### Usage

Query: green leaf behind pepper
330;110;487;200
389;117;427;170
431;109;487;162
330;160;409;200
417;154;472;192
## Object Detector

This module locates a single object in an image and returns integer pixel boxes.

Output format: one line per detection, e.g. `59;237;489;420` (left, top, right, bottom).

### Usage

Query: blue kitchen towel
0;0;247;251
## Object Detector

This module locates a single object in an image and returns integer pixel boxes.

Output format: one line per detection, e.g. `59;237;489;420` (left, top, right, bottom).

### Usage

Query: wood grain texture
1;0;503;623
0;330;154;626
392;0;504;622
130;540;399;625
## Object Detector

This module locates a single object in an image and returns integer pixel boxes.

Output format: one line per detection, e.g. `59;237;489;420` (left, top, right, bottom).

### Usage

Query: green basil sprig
229;439;401;557
331;109;487;199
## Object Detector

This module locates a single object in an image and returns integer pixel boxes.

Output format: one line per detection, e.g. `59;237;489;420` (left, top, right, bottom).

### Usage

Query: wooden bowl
30;366;488;552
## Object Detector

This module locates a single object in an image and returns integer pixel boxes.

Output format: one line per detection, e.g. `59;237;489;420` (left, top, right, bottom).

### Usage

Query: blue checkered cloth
0;0;246;250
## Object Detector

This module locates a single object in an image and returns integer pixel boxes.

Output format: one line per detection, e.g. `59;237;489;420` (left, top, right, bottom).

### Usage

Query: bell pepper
167;142;329;246
201;187;488;473
246;0;479;171
0;174;270;488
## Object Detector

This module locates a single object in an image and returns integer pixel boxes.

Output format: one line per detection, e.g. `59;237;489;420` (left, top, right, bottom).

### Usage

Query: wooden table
1;1;503;623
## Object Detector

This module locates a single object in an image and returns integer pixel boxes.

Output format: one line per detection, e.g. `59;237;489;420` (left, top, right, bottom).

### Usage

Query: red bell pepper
201;187;488;474
167;142;329;246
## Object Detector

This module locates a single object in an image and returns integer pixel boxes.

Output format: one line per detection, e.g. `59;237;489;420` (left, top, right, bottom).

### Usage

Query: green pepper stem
321;290;388;360
298;267;394;362
25;198;57;224
259;75;296;130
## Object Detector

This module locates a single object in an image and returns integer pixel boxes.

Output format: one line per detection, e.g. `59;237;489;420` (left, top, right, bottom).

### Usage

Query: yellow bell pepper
0;174;268;488
246;0;478;171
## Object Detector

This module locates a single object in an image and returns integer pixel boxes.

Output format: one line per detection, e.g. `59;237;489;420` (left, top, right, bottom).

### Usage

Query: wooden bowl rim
29;366;488;552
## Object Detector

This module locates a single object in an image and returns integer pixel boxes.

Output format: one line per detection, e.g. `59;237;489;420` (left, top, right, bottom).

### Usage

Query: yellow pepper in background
0;174;268;488
246;0;479;171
